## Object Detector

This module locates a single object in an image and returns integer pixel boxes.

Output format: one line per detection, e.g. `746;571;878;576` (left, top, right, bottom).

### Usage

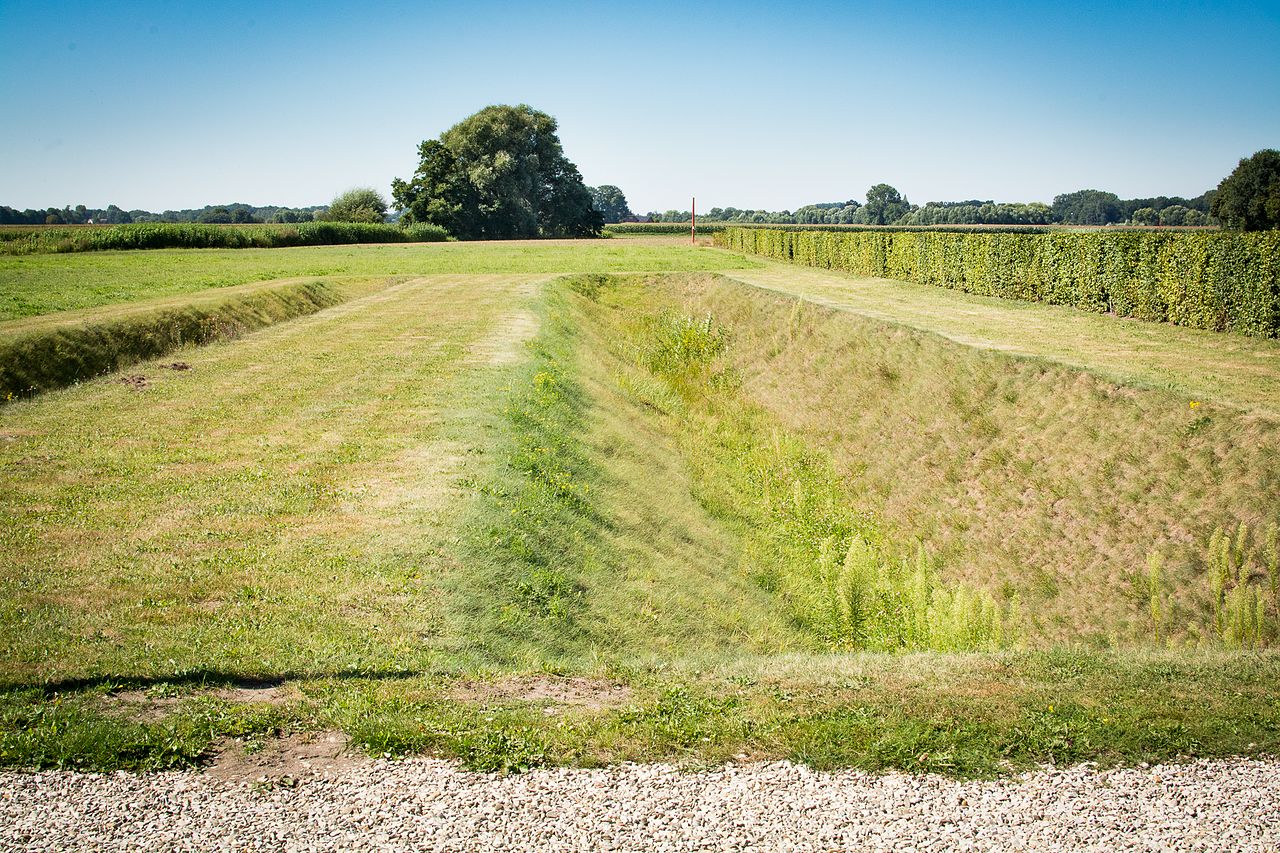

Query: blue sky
1;0;1277;213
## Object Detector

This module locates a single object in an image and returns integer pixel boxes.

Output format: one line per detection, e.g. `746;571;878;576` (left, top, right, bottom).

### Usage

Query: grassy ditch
0;277;383;399
575;277;1011;651
2;270;1278;775
639;273;1280;647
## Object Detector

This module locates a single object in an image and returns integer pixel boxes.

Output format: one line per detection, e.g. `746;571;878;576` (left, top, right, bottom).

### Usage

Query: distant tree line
11;143;1276;236
639;183;1224;228
0;202;327;225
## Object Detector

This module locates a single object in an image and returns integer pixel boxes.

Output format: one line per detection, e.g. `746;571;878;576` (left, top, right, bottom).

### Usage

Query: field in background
0;221;450;255
2;237;1278;774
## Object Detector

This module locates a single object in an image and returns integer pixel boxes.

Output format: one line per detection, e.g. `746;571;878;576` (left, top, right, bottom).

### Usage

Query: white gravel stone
1;757;1278;852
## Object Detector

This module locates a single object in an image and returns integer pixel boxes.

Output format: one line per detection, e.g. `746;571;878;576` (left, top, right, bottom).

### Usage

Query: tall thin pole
691;197;696;245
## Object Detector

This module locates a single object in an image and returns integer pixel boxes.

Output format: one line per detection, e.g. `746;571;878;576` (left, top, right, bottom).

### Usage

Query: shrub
319;188;388;224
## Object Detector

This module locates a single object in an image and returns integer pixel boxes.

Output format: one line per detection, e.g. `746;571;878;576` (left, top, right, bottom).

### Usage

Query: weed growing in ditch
1204;522;1279;648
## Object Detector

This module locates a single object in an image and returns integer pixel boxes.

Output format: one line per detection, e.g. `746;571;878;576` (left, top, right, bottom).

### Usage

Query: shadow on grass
4;667;438;697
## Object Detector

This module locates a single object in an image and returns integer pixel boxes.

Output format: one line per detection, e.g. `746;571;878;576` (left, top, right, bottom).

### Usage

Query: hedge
715;227;1280;337
0;221;451;255
603;222;729;235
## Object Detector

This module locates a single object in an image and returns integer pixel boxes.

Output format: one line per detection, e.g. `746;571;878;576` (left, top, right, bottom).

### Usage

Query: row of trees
645;187;1219;228
0;203;328;225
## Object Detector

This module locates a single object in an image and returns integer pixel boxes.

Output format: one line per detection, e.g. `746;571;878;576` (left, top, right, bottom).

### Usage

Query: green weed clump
1203;523;1279;648
605;293;1010;651
0;221;450;255
819;541;1008;651
716;227;1280;337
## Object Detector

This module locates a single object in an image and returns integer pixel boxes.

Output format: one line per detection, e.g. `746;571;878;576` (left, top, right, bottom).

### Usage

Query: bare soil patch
159;361;191;370
206;731;365;782
208;683;300;705
452;675;633;712
117;374;148;389
99;691;183;723
100;683;300;723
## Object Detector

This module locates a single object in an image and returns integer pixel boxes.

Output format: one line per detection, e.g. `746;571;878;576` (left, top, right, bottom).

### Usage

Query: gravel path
2;758;1278;852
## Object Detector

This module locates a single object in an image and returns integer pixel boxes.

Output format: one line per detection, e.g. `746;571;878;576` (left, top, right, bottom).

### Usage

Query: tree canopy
859;184;912;225
321;188;388;224
588;185;633;224
1211;149;1280;231
392;105;602;239
1051;190;1123;225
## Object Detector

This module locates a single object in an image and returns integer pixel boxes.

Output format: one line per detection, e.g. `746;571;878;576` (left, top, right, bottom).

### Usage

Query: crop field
2;237;1279;776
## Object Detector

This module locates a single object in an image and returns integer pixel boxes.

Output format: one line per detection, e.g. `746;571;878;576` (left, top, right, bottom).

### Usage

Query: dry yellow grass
655;272;1280;644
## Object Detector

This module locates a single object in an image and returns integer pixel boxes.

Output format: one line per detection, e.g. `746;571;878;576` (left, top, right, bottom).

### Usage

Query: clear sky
1;0;1277;213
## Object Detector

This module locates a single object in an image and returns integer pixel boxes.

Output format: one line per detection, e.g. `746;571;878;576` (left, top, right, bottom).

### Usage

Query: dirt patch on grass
452;675;633;711
117;374;149;389
99;691;184;723
159;361;191;371
206;731;365;781
100;682;301;723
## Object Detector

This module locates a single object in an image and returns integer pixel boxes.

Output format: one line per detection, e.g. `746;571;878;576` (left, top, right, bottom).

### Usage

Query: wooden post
692;197;696;245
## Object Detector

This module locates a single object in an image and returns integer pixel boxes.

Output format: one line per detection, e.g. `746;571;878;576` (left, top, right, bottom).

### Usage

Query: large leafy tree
858;183;912;225
588;185;633;223
392;105;603;239
1211;150;1280;231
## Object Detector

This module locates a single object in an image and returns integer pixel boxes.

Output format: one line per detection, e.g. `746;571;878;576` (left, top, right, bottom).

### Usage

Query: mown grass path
721;260;1280;416
0;273;543;682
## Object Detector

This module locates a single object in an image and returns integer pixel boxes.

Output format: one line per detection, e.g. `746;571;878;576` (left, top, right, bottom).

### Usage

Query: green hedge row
0;280;345;399
715;227;1280;337
0;221;451;254
603;222;729;235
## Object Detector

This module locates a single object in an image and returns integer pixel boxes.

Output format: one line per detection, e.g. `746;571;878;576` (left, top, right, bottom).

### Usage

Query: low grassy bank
4;648;1277;776
0;276;387;399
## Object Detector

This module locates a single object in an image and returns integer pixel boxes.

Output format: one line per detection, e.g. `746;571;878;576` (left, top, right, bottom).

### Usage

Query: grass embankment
652;272;1280;646
2;268;1278;774
0;276;391;399
0;239;757;321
